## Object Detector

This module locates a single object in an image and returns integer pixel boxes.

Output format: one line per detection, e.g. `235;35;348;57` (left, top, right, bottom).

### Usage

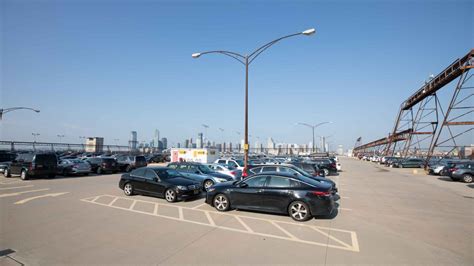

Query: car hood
168;176;200;186
207;172;233;180
211;180;237;189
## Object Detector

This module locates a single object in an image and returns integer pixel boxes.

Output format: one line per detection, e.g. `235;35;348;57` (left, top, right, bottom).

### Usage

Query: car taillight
449;168;458;172
312;191;330;196
230;171;237;176
29;162;34;171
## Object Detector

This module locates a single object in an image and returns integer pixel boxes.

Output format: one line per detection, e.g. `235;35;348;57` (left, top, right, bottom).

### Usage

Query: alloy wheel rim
465;175;473;183
166;190;175;201
214;196;227;210
291;203;308;220
204;181;213;189
124;184;132;195
21;171;26;179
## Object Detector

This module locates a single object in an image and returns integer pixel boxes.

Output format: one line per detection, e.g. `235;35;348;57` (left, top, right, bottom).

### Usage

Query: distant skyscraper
161;137;168;149
129;131;138;150
197;133;203;148
185;139;189;148
154;129;160;148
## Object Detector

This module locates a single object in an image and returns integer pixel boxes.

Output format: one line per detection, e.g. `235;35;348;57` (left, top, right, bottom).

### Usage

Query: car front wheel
123;183;134;196
165;189;177;202
20;170;28;180
4;168;11;177
204;180;214;190
289;201;311;222
462;174;473;183
213;194;230;211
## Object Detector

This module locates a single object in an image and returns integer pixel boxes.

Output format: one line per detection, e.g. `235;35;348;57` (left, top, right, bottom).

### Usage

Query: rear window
102;158;116;163
136;156;146;163
34;154;57;164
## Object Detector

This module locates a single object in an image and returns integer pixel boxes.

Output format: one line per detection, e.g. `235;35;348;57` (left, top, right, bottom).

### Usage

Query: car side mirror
153;177;160;182
238;182;248;188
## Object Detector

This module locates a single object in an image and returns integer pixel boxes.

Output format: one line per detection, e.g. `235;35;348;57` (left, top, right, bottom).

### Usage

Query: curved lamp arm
192;50;246;65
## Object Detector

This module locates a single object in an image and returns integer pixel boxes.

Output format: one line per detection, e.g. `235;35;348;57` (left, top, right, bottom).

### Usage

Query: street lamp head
34;109;40;113
192;53;201;58
302;28;316;36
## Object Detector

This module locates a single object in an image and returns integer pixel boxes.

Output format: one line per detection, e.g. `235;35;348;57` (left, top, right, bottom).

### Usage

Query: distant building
185;139;190;148
197;133;203;148
337;145;344;156
154;129;160;148
161;137;168;149
129;131;138;151
86;137;104;153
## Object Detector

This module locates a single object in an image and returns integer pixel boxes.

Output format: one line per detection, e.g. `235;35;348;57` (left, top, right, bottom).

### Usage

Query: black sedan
205;172;335;221
119;167;201;202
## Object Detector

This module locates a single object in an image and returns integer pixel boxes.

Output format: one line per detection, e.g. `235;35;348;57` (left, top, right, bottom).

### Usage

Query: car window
144;169;157;180
167;164;177;169
218;160;226;164
131;168;146;177
244;175;268;187
249;167;262;174
262;166;277;172
267;176;291;188
136;156;146;163
178;164;189;171
228;161;238;168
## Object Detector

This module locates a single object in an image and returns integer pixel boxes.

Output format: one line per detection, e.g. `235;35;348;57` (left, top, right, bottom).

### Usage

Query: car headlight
176;185;188;191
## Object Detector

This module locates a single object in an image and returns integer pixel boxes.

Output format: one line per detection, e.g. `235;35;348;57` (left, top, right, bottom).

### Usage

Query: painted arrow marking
0;188;49;198
14;192;69;205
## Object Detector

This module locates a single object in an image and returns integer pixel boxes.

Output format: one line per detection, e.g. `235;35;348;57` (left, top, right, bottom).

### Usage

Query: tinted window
154;169;181;179
267;176;291;188
235;160;244;166
218;160;226;164
177;165;189;171
103;158;116;163
167;164;177;169
244;176;268;187
262;166;277;172
131;168;146;177
249;167;262;174
136;156;146;163
228;161;238;168
144;169;157;180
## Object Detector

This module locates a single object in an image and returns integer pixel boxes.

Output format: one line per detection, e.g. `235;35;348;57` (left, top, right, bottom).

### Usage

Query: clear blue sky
1;0;472;149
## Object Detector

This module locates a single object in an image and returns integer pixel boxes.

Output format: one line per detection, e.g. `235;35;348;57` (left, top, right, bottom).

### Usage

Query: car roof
251;171;297;179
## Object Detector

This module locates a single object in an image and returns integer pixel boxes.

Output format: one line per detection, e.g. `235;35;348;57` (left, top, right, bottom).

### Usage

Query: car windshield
235;160;244;166
154;169;182;179
70;159;83;163
198;165;214;174
289;165;313;178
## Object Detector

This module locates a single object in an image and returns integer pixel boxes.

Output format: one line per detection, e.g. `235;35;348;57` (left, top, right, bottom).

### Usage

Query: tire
165;189;177;202
462;174;473;183
323;169;329;176
97;167;102;175
4;168;11;178
48;174;56;179
84;173;89;176
204;180;214;190
20;170;29;180
288;201;311;222
123;183;134;196
213;194;230;212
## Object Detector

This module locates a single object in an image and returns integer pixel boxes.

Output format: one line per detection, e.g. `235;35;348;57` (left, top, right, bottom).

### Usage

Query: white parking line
81;194;360;252
341;196;350;199
0;180;31;185
191;203;206;209
0;188;49;198
339;208;353;211
0;185;34;190
14;192;69;205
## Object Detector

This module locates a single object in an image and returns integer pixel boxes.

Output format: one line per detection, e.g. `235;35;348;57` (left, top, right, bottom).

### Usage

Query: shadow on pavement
467;184;474;189
437;177;453;182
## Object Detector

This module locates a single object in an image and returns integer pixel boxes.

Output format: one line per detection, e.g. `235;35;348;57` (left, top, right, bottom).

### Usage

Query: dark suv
116;155;147;172
85;157;119;174
4;152;58;180
0;151;16;174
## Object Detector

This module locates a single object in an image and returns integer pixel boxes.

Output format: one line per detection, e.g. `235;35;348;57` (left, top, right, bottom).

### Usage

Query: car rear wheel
165;189;176;202
20;170;28;180
204;180;214;190
323;169;329;176
213;194;230;212
4;168;11;177
462;174;473;183
123;183;134;196
289;201;311;222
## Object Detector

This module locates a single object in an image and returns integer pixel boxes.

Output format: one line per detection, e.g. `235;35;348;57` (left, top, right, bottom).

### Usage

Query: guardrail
0;140;130;153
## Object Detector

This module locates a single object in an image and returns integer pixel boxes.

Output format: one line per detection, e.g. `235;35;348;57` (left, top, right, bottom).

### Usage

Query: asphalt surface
0;157;473;265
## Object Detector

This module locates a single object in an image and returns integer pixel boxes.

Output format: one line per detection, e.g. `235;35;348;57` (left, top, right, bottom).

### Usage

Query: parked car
58;159;91;176
206;163;242;179
248;164;338;195
214;158;245;170
311;158;337;175
205;172;336;221
119;167;201;202
115;155;147;172
167;162;235;190
392;158;424;168
147;154;167;163
285;162;325;177
85;157;118;174
449;162;474;183
4;152;58;180
0;151;16;174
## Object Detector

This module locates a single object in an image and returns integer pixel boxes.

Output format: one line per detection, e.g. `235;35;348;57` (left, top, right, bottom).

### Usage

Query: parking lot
1;157;472;265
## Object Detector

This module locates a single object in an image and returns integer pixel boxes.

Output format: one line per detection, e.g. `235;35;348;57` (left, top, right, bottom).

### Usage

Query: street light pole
296;121;332;153
0;107;40;120
193;28;316;171
57;134;65;144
